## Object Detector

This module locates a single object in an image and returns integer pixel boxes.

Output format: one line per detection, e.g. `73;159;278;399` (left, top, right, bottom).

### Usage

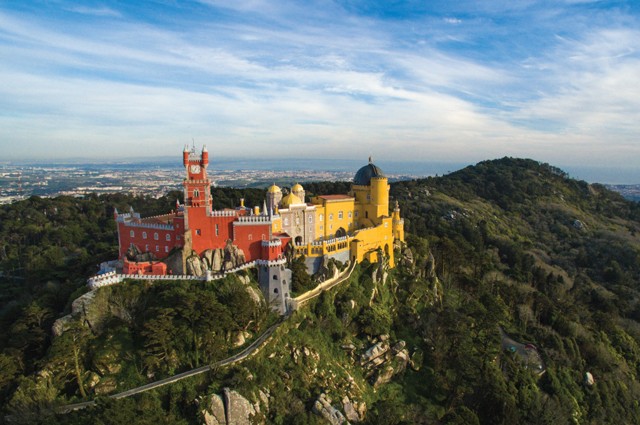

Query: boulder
164;248;184;275
212;248;223;272
52;314;73;337
342;396;365;423
585;372;595;386
187;255;205;276
245;286;263;305
360;341;390;365
203;394;226;425
224;388;256;425
202;249;214;270
312;393;347;425
372;366;395;388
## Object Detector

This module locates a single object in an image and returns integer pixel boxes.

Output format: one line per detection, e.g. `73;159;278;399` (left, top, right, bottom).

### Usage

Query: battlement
210;210;237;217
262;239;282;247
236;215;272;224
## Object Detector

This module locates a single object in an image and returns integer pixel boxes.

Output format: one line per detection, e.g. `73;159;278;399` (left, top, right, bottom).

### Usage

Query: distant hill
1;157;640;424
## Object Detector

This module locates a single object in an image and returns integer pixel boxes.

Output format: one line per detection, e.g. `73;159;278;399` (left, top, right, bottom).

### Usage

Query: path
57;319;282;414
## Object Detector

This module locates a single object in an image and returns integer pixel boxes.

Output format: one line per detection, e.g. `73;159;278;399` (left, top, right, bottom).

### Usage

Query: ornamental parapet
116;212;141;222
183;179;210;185
312;235;349;246
210;210;237;217
119;221;174;230
256;258;287;267
261;239;282;247
236;215;272;224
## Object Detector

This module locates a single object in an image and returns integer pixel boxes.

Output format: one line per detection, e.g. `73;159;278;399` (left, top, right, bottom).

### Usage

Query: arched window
129;230;135;237
194;189;199;198
274;288;279;294
142;232;147;239
166;234;171;241
329;213;333;221
154;232;159;240
338;211;343;219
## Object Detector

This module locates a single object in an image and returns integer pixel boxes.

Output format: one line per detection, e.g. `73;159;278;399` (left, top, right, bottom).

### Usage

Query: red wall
117;216;185;260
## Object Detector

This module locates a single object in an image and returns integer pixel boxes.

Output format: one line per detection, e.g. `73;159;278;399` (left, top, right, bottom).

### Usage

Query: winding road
57;319;283;414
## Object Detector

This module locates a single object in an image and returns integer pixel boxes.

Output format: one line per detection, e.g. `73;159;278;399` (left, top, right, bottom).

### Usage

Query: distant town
0;161;420;204
1;161;638;204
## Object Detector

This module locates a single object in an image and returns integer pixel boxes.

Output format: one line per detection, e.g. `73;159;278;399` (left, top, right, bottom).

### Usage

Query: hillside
1;158;640;424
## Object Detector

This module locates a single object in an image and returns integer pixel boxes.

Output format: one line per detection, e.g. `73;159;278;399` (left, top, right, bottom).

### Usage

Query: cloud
0;0;639;173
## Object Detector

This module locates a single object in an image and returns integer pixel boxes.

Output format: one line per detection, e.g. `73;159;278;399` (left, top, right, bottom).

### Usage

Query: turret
201;145;209;167
392;200;405;242
183;145;189;166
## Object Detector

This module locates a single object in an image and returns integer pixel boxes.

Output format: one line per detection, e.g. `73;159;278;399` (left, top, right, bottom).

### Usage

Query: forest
1;157;639;424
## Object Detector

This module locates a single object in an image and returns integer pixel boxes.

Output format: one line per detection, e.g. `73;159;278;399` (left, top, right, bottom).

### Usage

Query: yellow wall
349;216;395;267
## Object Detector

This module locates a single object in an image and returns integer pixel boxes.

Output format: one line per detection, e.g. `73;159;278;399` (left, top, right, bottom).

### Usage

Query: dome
280;193;302;208
354;158;385;185
267;184;281;194
291;183;304;192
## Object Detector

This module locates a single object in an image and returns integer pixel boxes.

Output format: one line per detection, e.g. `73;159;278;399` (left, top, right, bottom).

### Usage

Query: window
274;288;279;294
262;234;266;240
129;230;135;237
319;214;324;221
155;245;159;252
248;234;253;241
166;234;171;241
215;224;219;236
273;274;277;280
355;211;359;218
367;194;371;201
154;232;159;240
142;231;147;239
165;246;169;253
320;225;323;230
196;229;201;235
338;211;343;219
365;212;369;218
145;244;149;251
284;217;289;225
177;235;181;241
329;213;333;221
348;211;352;218
384;222;388;228
194;189;199;198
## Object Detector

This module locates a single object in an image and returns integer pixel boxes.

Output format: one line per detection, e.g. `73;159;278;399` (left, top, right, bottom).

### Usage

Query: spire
368;155;372;164
202;145;208;153
263;200;268;216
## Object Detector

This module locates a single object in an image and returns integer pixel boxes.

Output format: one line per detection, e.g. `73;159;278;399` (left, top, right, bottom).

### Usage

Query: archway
295;236;303;245
335;227;347;238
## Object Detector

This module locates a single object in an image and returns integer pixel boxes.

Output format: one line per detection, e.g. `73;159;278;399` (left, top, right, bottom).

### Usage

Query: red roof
317;194;353;201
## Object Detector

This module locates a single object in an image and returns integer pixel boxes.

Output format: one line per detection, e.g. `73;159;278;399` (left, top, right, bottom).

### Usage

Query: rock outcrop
201;388;259;425
186;255;206;277
312;393;347;425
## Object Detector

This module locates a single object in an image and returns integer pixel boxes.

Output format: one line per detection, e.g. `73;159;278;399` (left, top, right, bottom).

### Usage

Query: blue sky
1;0;639;176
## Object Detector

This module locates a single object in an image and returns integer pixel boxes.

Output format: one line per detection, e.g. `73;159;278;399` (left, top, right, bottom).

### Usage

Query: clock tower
182;145;212;230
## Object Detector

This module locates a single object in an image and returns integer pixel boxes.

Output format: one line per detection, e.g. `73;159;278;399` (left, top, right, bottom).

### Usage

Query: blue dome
354;160;385;185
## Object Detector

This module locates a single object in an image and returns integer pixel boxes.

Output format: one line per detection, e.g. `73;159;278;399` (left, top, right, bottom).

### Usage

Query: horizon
1;1;639;169
2;155;639;185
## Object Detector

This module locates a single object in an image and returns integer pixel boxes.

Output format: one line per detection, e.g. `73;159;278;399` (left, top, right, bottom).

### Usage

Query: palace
115;146;404;282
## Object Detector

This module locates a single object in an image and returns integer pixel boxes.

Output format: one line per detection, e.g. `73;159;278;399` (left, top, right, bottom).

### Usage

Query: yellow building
267;158;404;271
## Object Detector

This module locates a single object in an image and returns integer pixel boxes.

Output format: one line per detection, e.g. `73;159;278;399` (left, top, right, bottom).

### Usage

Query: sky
1;1;639;181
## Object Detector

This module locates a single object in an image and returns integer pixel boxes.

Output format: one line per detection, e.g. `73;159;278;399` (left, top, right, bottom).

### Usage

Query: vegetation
1;157;640;424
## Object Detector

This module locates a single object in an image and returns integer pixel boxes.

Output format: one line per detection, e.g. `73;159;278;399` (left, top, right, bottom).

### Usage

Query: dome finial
369;155;372;164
